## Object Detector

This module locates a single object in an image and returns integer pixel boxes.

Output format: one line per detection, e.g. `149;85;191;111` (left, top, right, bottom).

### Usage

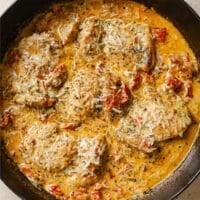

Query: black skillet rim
0;0;200;200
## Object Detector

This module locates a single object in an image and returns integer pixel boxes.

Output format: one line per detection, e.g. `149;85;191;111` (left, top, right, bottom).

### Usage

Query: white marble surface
0;0;199;199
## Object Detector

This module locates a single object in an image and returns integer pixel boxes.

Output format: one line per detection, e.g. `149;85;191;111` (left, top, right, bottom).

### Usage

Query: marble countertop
0;0;199;199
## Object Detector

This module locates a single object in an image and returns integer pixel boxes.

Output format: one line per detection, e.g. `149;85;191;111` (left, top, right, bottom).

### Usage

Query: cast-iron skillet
0;0;200;199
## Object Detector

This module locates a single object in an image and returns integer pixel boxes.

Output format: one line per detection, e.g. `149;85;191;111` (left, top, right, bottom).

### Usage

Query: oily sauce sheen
0;0;200;199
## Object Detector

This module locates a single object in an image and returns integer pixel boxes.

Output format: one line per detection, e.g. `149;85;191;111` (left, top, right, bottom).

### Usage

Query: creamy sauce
0;0;200;200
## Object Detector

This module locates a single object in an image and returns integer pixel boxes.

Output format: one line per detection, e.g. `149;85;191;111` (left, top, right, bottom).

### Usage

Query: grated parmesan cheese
116;86;192;152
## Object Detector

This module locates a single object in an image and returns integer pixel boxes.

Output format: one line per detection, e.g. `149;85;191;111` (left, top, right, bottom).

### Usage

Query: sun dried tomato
166;76;183;92
152;28;167;42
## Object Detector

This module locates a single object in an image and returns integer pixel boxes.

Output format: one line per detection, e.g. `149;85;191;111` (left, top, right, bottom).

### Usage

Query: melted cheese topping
117;87;192;152
0;0;200;200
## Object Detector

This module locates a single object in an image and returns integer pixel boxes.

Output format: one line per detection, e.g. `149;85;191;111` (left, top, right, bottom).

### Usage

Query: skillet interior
0;0;200;200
